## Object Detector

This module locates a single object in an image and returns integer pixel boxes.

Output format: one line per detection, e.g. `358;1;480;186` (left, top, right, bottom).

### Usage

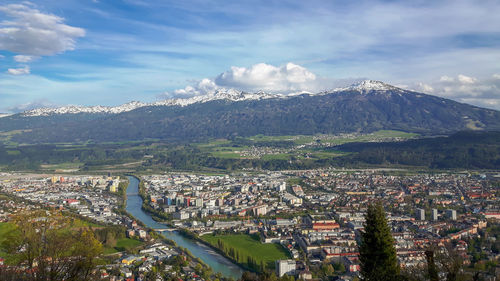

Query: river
125;176;244;279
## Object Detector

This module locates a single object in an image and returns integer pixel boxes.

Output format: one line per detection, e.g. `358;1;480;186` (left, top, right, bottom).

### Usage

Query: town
1;169;498;280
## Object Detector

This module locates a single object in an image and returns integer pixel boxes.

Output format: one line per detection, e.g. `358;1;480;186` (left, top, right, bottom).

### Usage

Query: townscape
0;2;499;280
1;170;498;280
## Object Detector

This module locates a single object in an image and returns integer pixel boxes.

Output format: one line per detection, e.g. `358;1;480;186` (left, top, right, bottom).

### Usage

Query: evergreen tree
425;250;439;281
359;202;400;281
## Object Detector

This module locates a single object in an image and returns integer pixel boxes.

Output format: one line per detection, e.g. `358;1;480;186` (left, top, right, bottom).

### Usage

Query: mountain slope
5;81;500;144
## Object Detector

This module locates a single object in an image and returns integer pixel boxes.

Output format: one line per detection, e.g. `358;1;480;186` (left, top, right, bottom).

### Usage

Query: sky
0;0;500;113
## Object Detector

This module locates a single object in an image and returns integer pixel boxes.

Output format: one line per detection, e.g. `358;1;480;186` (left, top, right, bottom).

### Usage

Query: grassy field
260;153;292;160
198;130;417;161
0;222;16;257
201;233;290;269
103;238;143;254
40;162;83;172
68;217;103;228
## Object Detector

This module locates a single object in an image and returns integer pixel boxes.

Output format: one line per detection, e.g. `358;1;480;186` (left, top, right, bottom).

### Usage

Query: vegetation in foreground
358;203;400;281
0;211;103;281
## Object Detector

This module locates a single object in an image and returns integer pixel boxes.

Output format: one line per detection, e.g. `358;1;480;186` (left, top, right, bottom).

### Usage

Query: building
173;211;189;220
312;222;340;231
109;180;119;193
195;198;203;207
276;259;296;277
432;209;438;221
252;205;267;216
138;229;147;239
276;182;286;192
416;208;425;221
446;209;457;220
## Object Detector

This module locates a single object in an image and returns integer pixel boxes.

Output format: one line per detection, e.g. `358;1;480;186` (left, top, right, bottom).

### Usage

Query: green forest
0;131;498;172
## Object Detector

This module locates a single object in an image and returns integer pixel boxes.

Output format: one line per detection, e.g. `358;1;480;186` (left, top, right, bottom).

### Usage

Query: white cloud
0;3;85;56
7;65;30;75
457;74;477;84
215;62;317;92
172;78;218;97
7;99;55;113
411;74;500;110
439;75;454;82
13;55;36;62
414;82;434;93
160;62;347;99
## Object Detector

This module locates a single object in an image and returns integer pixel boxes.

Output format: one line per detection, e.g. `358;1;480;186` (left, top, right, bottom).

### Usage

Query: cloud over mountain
413;74;500;110
161;62;349;99
6;99;54;113
214;62;317;92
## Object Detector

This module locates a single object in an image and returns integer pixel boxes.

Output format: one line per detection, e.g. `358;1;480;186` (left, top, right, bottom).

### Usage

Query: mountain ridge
17;80;405;117
1;80;498;144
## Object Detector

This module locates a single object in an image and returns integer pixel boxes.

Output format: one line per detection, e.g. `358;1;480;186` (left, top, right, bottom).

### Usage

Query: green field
197;130;418;161
103;238;143;254
201;234;290;270
0;222;16;257
260;153;292;160
246;130;417;145
68;217;103;228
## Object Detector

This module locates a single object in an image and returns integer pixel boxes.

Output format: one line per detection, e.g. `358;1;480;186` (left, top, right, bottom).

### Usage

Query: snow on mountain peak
22;88;281;117
333;80;402;94
20;80;405;117
153;88;279;107
22;101;146;117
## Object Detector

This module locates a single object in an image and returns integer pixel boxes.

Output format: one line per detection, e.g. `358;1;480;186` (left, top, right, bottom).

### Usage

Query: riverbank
124;175;244;279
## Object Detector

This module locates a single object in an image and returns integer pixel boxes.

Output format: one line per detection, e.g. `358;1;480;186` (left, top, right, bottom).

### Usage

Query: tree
0;211;103;281
425;250;439;281
359;203;400;281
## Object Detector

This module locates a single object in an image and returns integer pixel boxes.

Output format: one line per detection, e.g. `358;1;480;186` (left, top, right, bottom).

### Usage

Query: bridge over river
124;176;244;279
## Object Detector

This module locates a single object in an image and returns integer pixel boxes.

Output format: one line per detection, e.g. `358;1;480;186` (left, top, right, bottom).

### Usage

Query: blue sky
1;0;500;112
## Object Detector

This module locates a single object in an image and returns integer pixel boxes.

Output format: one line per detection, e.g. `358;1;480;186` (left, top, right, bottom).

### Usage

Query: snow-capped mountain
22;101;147;117
152;88;280;107
21;88;283;117
4;79;500;144
333;80;404;93
21;80;405;117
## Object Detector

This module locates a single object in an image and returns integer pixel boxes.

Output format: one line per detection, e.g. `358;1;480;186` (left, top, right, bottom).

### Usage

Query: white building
276;259;296;277
276;182;286;192
173;211;189;220
431;209;438;221
446;209;457;220
416;208;425;221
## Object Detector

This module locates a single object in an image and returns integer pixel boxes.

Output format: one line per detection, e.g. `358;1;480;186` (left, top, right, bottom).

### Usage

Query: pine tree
359;202;400;281
425;250;439;281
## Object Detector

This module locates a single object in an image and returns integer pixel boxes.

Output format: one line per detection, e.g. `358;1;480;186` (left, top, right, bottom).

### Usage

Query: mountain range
1;80;499;144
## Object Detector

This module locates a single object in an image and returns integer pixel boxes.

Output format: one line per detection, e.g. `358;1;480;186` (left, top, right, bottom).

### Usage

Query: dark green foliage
425;250;439;281
0;131;499;171
335;131;500;169
240;271;293;281
359;203;400;281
